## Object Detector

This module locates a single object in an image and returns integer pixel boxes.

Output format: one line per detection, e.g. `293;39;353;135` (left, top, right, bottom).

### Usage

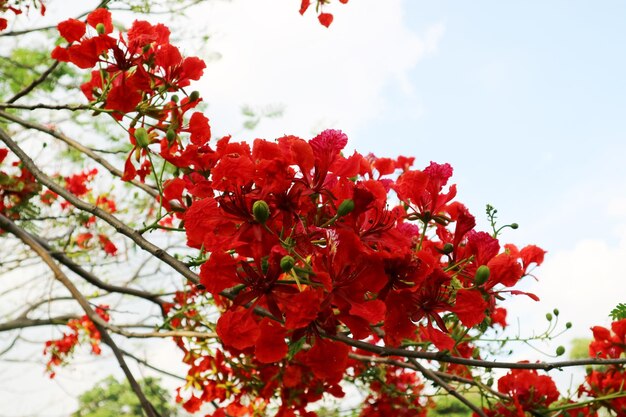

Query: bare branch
0;109;159;198
0;103;92;111
0;212;161;417
0;126;199;285
329;333;626;371
0;315;77;332
7;61;60;103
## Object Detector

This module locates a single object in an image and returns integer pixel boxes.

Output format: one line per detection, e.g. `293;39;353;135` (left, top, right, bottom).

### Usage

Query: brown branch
0;103;93;111
407;357;487;417
28;231;166;308
0;109;159;198
0;126;199;285
0;212;161;417
0;25;57;37
0;315;77;332
329;333;626;371
7;61;60;103
109;328;216;339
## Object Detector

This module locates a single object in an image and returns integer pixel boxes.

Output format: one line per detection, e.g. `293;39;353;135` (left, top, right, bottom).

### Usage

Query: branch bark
0;126;199;285
0;212;161;417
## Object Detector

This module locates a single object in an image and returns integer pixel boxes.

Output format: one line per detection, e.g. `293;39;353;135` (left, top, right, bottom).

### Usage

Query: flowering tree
0;1;625;416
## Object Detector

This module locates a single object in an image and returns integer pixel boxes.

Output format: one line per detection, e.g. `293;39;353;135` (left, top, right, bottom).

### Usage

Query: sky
2;0;626;415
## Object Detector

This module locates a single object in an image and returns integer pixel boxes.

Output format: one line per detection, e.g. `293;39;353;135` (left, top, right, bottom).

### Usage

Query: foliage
73;376;179;417
610;303;626;321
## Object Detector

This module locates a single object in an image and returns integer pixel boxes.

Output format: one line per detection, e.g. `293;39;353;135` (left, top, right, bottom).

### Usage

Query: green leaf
609;303;626;321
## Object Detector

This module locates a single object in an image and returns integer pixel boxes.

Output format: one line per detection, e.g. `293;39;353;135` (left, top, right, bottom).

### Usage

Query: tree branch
0;126;199;285
0;212;161;417
329;333;626;371
6;61;60;103
0;110;159;198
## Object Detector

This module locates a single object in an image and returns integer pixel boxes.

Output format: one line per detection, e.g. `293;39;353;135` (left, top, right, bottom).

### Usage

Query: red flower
57;18;85;43
216;308;260;350
255;318;288;363
453;289;488;328
300;339;349;383
497;369;559;409
318;13;333;27
86;8;113;34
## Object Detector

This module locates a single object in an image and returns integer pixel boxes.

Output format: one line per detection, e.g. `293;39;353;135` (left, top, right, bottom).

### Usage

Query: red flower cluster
39;167;119;256
577;319;626;414
153;126;548;413
52;8;205;117
299;0;349;28
0;148;40;219
478;368;559;417
43;305;110;378
359;366;431;417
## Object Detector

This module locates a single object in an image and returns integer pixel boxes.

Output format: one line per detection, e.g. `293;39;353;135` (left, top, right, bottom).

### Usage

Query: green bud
171;94;179;103
252;200;270;223
546;312;553;321
486;377;494;387
474;265;490;286
280;255;296;272
442;243;454;254
556;346;565;356
510;223;519;229
565;322;572;329
134;127;150;148
96;23;106;35
553;308;560;316
166;128;176;143
337;199;355;217
189;91;200;102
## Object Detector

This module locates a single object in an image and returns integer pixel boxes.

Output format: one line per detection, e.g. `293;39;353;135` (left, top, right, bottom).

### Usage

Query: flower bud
474;265;490;286
337;199;355;217
252;200;270;223
96;23;106;35
442;243;454;254
556;346;565;356
134;127;150;148
553;308;559;316
280;255;295;272
171;94;179;103
166;128;176;143
189;91;200;102
510;223;519;229
565;322;572;329
546;312;553;321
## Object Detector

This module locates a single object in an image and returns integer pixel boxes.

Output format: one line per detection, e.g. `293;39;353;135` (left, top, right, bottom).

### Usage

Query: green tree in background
73;376;179;417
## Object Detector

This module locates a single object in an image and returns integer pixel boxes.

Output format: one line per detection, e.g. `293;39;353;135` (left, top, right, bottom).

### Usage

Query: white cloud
190;0;444;141
503;189;626;344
